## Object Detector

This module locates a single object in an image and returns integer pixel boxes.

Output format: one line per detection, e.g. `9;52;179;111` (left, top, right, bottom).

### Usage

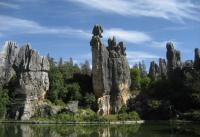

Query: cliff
0;41;50;120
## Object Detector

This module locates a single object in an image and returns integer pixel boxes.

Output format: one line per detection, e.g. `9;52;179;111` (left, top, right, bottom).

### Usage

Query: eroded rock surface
159;58;167;79
0;41;49;120
166;42;182;71
0;41;19;86
149;61;159;81
90;25;131;115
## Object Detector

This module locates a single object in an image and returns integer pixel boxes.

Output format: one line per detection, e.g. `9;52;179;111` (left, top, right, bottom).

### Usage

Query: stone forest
0;25;200;122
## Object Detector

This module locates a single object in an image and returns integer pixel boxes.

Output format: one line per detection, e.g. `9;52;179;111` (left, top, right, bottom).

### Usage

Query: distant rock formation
90;25;131;115
148;42;200;82
159;58;167;79
194;48;200;69
166;42;182;71
0;41;49;120
149;61;159;81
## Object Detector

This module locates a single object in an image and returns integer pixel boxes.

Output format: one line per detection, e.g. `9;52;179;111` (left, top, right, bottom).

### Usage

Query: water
0;122;199;137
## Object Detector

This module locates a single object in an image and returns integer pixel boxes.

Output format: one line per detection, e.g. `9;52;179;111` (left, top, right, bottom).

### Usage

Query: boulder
62;101;79;114
36;103;62;118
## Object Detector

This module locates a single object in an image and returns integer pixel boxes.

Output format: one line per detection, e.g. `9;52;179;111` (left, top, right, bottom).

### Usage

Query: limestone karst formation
90;25;131;115
0;41;50;120
149;61;159;81
148;42;200;81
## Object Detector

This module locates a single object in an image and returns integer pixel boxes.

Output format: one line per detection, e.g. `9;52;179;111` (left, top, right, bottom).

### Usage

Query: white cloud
127;51;159;63
0;2;20;9
0;15;91;38
0;15;153;44
69;0;200;22
104;28;151;44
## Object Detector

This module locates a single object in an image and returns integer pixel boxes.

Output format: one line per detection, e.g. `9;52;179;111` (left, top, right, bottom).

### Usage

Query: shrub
117;111;140;121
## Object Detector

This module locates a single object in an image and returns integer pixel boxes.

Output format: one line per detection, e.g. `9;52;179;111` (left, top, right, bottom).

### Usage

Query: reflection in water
0;122;200;137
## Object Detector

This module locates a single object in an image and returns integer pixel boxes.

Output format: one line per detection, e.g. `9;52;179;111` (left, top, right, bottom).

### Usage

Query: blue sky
0;0;200;67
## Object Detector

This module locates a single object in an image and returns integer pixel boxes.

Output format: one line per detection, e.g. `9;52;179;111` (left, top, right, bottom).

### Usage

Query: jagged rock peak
166;42;182;70
149;61;159;81
107;36;127;57
4;41;19;65
166;41;174;50
159;58;167;79
108;36;117;48
92;24;103;38
90;25;131;115
0;41;50;120
14;43;49;72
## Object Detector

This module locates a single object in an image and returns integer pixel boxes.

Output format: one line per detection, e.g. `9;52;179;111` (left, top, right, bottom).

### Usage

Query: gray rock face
166;42;182;70
36;103;62;118
159;58;167;79
149;61;159;81
0;41;50;120
0;42;19;86
90;25;131;115
194;48;200;69
166;42;182;79
62;101;79;114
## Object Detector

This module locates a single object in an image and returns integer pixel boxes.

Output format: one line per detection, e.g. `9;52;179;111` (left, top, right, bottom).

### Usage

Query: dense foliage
129;62;200;121
47;55;96;110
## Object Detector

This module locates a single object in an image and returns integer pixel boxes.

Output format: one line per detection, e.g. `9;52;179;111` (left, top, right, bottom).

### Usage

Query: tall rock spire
90;25;131;115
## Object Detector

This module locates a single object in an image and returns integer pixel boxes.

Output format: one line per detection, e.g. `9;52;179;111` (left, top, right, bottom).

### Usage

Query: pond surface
0;122;199;137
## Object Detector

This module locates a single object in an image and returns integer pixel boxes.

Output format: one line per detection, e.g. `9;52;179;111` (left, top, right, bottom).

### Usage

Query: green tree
140;76;151;90
65;83;81;102
48;67;64;102
59;61;80;80
130;65;141;90
0;87;9;119
82;93;97;109
81;60;91;75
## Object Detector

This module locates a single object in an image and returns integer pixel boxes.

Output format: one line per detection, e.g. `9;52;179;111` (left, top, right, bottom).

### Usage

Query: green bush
54;100;66;106
75;109;105;122
140;76;151;90
117;111;140;121
50;113;75;122
48;109;106;122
